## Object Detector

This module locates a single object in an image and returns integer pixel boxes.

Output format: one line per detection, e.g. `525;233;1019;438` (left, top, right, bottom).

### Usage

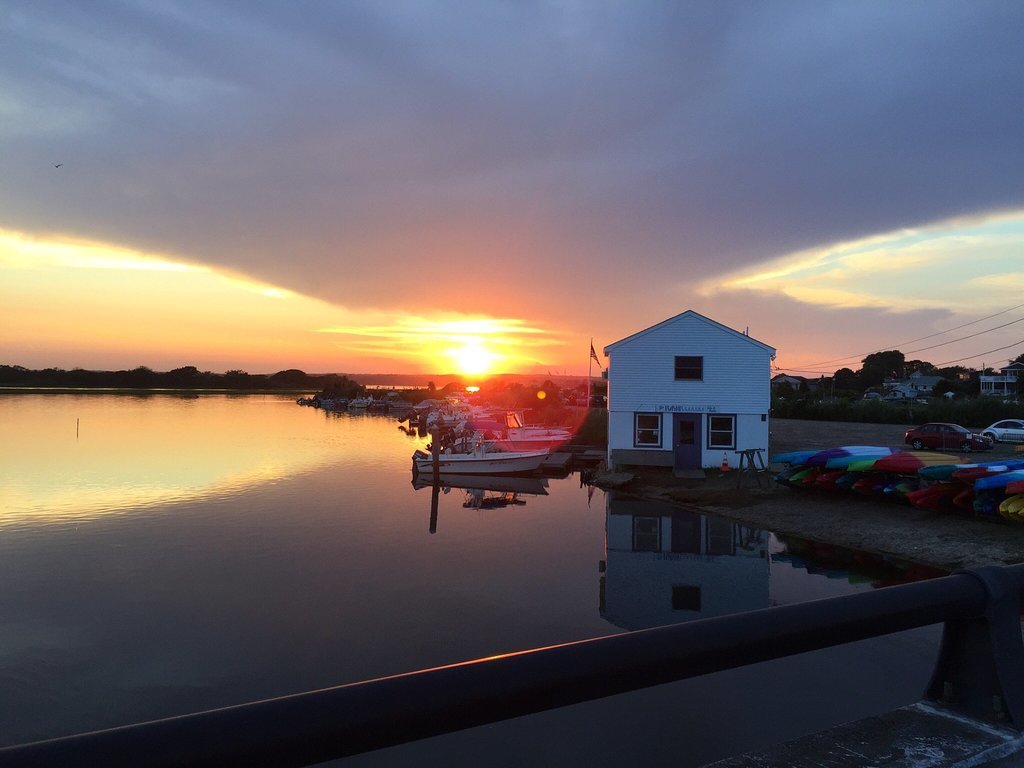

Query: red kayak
1006;480;1024;495
906;483;960;511
951;466;1002;483
872;452;958;475
952;487;975;512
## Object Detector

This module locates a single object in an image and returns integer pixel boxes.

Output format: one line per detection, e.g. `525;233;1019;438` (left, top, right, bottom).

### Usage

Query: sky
2;1;1023;379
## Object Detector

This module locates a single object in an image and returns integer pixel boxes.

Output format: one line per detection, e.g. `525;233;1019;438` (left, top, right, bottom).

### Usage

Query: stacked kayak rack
773;445;1024;521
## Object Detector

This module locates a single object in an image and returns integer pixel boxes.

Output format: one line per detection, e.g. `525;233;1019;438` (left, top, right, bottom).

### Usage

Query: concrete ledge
704;702;1024;767
609;448;674;468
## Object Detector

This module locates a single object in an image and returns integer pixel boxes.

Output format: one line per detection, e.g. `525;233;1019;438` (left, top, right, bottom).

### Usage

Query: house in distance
603;311;776;472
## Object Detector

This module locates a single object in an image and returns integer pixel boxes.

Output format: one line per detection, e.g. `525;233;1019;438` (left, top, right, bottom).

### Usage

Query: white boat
412;445;550;475
469;411;573;452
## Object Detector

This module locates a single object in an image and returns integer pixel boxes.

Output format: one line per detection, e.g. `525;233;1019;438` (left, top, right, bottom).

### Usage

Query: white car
981;419;1024;443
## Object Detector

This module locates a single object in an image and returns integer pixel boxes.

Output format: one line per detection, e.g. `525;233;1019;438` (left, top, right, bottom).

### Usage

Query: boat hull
412;449;549;475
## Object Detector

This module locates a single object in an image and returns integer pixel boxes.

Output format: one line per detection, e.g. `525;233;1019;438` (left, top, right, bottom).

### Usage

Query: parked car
904;423;993;452
981;419;1024;444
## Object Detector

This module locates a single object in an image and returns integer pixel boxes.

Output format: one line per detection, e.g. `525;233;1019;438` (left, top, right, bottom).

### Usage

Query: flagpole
587;338;593;409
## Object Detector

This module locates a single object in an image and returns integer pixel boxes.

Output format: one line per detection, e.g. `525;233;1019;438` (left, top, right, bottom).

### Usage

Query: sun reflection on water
0;394;412;528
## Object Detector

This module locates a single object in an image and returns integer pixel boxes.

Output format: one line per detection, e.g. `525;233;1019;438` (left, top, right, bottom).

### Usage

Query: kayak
952;487;974;513
883;478;918;501
871;452;959;474
772;450;819;466
999;494;1024;521
906;483;960;511
952;466;1007;483
852;472;892;497
824;448;902;470
975;470;1024;491
814;469;848;490
918;458;1024;481
805;446;900;467
835;472;863;491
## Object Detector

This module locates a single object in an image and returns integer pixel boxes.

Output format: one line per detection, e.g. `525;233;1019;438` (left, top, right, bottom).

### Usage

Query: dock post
430;427;441;485
429;482;439;535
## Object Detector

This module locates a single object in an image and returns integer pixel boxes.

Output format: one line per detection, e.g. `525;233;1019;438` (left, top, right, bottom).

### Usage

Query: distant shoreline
0;387;314;395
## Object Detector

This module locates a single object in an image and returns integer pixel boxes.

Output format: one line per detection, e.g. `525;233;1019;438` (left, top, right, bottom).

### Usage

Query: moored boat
412;445;550;475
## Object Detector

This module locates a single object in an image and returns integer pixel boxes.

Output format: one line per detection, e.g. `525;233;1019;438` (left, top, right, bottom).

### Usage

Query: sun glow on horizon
448;339;497;376
0;226;571;373
318;315;561;374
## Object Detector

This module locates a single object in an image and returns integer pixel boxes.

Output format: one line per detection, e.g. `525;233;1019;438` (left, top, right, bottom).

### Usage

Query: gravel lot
604;418;1024;572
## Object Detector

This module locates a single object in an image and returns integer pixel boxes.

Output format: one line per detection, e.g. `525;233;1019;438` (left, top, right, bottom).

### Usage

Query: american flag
590;343;600;365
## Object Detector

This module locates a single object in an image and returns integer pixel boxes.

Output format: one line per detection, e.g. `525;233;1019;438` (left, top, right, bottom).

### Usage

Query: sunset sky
2;2;1023;379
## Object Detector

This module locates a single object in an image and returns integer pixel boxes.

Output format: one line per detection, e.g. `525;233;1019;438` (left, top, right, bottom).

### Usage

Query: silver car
981;419;1024;443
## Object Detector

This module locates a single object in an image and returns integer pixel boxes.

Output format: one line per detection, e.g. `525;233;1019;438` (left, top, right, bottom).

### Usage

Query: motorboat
412;443;550;475
468;411;572;452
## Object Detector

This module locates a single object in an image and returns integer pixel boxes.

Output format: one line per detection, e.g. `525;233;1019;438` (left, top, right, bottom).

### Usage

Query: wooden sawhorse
735;448;767;488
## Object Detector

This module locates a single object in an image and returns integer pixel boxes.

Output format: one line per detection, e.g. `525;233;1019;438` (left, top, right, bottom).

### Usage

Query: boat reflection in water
602;491;769;630
411;472;550;531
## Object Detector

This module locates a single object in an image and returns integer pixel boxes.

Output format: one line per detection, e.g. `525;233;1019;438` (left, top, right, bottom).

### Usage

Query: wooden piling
430;427;441;485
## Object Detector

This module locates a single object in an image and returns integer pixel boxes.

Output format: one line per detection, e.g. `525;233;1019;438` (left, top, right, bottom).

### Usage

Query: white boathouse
603;311;776;472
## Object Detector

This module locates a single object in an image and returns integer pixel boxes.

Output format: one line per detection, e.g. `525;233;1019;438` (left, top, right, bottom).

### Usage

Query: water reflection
773;536;946;587
411;473;550;532
601;491;948;632
0;395;946;757
0;394;412;528
602;492;769;630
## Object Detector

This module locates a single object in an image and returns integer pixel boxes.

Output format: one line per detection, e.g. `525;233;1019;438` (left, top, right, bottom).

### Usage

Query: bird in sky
54;163;63;168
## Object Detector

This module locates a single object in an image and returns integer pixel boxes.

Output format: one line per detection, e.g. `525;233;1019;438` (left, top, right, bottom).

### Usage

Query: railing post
926;566;1024;727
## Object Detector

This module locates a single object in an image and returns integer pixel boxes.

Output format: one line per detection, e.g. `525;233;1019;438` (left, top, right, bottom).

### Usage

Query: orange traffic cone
721;453;730;472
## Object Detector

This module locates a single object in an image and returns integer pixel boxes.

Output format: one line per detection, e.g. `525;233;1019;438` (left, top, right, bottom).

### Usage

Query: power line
932;339;1024;367
902;315;1024;355
775;339;1024;376
796;301;1024;369
783;316;1024;375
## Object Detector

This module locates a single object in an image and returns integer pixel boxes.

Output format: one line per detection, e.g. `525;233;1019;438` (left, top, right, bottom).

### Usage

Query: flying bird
54;163;63;168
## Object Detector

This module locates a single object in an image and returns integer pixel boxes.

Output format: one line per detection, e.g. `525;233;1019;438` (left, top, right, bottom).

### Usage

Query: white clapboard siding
605;311;774;413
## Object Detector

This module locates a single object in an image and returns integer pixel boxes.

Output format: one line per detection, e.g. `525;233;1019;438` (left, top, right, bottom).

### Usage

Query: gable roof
604;310;776;357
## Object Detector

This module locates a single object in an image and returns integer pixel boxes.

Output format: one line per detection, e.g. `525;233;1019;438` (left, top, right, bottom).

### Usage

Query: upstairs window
674;356;703;381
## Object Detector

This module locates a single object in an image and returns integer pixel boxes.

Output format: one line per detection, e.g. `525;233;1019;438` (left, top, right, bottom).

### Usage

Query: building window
634;413;662;447
674;356;703;381
708;415;735;449
633;517;660;551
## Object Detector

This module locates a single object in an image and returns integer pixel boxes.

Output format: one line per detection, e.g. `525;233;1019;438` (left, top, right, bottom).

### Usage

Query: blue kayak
975;469;1024;491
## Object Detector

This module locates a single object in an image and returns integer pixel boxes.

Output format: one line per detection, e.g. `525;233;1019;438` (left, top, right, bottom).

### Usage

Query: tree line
0;364;365;396
782;351;1024;399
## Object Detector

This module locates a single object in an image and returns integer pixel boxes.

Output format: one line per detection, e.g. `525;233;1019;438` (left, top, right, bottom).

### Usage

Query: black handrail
3;565;1024;768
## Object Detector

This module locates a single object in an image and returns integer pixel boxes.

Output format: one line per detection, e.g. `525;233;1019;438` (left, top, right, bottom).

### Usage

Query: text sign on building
645;404;718;413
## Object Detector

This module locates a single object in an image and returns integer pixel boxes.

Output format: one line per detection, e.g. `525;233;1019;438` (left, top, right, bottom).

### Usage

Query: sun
449;340;497;376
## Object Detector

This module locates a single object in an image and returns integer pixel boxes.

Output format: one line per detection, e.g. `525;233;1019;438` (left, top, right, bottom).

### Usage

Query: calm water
0;394;940;765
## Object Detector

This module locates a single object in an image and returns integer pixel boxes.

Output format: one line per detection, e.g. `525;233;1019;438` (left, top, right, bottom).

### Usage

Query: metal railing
2;564;1024;768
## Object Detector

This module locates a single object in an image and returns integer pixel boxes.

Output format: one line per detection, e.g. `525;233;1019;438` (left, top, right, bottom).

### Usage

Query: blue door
673;413;702;471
